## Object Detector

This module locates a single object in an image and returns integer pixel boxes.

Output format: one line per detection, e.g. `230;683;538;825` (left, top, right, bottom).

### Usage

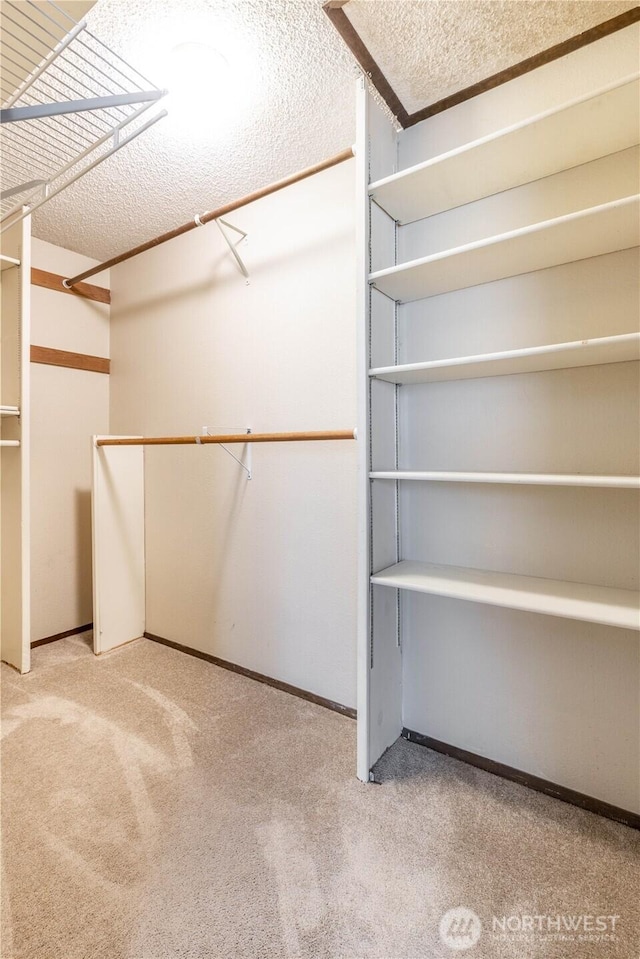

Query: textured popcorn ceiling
31;0;358;260
29;0;638;261
348;0;639;114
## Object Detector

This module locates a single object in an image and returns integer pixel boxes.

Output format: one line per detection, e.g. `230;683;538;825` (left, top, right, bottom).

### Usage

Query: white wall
109;160;357;708
384;24;640;811
30;238;110;641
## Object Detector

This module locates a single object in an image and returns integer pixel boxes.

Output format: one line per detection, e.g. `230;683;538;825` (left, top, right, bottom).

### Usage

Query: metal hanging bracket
203;427;252;479
214;218;250;280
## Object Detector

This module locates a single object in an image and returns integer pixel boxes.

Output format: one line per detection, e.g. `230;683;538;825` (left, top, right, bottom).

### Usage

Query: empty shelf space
0;254;20;271
369;196;640;302
0;406;20;416
369;471;640;489
369;332;640;384
370;561;640;630
369;76;640;223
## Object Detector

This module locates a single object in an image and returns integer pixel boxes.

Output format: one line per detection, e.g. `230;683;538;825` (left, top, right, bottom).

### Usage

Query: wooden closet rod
65;147;355;288
96;429;357;447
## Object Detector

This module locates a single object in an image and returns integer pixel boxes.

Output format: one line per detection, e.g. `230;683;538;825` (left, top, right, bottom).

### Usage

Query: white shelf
0;255;20;271
0;440;20;447
369;76;640;224
0;406;20;416
0;0;166;233
369;472;640;489
369;196;640;302
370;332;640;384
371;561;640;631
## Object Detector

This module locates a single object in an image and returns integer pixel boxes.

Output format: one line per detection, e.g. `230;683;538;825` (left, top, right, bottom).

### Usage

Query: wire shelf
0;0;167;231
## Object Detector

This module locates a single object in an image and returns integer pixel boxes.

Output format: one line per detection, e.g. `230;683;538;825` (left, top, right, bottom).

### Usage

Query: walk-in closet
1;2;639;957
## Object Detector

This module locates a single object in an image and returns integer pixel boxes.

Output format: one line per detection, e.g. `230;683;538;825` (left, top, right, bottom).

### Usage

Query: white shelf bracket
215;218;250;280
202;427;252;479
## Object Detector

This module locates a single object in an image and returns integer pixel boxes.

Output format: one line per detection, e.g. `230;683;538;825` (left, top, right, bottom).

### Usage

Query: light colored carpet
1;635;638;959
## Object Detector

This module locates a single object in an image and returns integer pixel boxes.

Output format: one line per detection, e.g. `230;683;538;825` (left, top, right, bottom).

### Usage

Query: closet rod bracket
214;218;250;280
203;427;252;479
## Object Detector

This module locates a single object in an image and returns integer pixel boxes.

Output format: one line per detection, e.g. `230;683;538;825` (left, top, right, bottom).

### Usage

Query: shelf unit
369;75;640;223
1;0;166;233
370;332;640;384
356;25;640;814
369;472;640;489
0;214;31;674
371;562;639;632
369;195;639;302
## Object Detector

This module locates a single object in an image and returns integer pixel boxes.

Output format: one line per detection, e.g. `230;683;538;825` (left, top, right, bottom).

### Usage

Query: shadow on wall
76;487;93;627
110;222;354;319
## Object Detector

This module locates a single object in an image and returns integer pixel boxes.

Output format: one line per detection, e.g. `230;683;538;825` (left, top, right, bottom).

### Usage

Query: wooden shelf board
369;471;640;489
31;268;111;305
369;76;640;224
369;196;640;302
370;561;640;631
30;345;110;375
370;332;640;384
